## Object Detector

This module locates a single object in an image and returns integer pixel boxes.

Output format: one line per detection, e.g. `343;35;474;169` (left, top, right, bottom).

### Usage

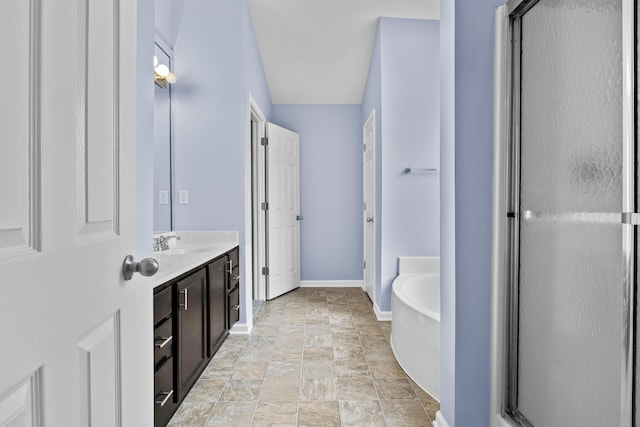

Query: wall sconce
154;55;177;89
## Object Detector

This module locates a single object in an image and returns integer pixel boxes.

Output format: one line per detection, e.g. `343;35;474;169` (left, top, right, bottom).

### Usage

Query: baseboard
229;323;249;335
300;280;363;288
373;302;392;321
433;411;450;427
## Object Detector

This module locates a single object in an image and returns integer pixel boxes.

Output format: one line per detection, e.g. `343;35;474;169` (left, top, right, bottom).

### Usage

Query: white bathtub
391;257;440;401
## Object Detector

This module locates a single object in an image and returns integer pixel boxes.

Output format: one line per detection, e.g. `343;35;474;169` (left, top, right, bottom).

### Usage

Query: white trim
229;323;250;335
433;411;450;427
300;280;363;288
248;93;267;315
373;302;391;321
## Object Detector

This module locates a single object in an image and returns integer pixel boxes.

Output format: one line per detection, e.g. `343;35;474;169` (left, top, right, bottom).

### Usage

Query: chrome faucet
153;235;181;251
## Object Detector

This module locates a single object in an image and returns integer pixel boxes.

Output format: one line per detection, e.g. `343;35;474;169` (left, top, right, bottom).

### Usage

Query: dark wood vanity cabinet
207;257;228;357
227;247;240;328
153;245;239;427
153;286;177;427
176;269;207;401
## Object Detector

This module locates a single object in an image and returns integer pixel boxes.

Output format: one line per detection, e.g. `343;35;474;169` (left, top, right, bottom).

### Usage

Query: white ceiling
248;0;440;105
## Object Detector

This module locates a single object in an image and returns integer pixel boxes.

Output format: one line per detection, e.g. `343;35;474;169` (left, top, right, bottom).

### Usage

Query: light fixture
154;60;177;89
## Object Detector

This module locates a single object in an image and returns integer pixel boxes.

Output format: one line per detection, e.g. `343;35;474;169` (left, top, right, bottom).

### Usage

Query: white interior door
363;110;376;302
0;2;151;426
265;123;301;300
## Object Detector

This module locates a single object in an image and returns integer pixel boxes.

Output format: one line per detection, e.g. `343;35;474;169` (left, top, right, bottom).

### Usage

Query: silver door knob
122;255;159;281
366;217;374;223
296;215;304;221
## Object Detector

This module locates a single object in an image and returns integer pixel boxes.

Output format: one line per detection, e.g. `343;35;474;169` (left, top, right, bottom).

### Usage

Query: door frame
249;95;267;302
363;109;376;304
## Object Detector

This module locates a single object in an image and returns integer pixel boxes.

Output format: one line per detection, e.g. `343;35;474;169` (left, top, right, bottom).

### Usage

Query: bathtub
391;257;440;401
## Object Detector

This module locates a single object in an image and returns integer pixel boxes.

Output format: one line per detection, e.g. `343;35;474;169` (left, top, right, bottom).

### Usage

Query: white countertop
151;231;239;288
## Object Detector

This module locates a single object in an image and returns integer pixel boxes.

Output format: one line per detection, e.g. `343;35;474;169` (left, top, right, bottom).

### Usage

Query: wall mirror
153;40;174;232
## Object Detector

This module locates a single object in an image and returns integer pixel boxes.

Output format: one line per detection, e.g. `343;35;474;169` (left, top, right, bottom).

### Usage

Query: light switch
158;190;169;205
179;190;189;204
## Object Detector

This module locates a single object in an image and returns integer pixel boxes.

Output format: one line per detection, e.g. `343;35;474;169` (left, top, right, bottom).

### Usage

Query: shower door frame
490;0;637;426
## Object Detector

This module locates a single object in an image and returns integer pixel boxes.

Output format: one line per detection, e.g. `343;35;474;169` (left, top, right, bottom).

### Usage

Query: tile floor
168;287;439;426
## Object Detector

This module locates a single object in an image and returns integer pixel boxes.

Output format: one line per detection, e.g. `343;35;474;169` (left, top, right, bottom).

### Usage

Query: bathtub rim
392;273;440;322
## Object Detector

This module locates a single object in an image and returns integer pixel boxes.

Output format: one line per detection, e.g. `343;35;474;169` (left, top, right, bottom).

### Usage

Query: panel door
265;123;301;300
363;110;376;302
0;1;150;426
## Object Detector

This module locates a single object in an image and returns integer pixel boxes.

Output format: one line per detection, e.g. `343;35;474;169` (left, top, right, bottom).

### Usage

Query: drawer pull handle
155;336;173;349
179;289;188;311
231;305;240;311
227;260;233;274
155;390;174;406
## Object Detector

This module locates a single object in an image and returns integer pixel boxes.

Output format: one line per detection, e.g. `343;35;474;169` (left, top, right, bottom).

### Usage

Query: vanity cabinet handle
179;289;188;311
227;260;233;274
231;305;240;311
232;275;240;280
155;336;173;349
155;390;174;406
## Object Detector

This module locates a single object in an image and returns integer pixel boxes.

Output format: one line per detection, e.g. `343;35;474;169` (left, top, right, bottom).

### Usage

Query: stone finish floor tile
381;399;431;426
259;379;299;401
299;378;338;401
251;401;298;426
297;401;341;426
205;401;256;426
169;287;433;426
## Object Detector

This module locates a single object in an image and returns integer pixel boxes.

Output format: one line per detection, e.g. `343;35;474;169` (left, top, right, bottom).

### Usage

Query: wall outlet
179;190;189;204
158;190;169;205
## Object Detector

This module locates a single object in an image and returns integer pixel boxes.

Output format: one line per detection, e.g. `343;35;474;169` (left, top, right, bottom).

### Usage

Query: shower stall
491;0;638;426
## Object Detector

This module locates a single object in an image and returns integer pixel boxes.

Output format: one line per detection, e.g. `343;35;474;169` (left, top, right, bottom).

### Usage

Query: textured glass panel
517;0;622;425
520;0;622;214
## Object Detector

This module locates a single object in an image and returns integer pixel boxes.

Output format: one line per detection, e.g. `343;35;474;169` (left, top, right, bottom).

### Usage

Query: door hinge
261;202;269;211
262;267;269;276
261;137;269;146
363;260;366;269
363;143;366;152
363;202;366;211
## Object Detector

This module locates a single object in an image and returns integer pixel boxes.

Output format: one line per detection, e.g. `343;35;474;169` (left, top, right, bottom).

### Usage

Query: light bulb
155;64;170;78
153;55;158;67
166;72;177;84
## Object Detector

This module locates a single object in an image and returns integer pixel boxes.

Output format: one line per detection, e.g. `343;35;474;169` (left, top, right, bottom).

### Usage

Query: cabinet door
176;269;207;401
207;257;228;357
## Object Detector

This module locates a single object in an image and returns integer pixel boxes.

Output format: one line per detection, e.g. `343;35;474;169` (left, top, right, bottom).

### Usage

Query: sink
157;247;211;255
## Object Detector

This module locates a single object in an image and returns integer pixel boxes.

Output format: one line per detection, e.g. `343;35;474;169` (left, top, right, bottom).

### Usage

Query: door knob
296;215;304;221
122;255;159;281
366;217;374;223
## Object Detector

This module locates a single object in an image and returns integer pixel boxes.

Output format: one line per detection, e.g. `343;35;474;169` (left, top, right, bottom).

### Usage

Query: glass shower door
507;0;624;425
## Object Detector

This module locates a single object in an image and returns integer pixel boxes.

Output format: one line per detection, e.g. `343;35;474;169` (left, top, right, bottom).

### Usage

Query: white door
363;110;376;302
0;2;151;426
265;123;301;300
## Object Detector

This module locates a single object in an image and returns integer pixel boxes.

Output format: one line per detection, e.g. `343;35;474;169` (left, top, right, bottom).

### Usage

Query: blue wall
439;0;504;425
271;105;363;281
171;0;272;324
362;18;440;312
439;0;456;423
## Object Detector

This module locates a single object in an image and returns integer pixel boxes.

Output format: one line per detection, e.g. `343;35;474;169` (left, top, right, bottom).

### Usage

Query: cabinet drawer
153;286;172;326
154;356;176;427
154;318;173;372
228;287;240;326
